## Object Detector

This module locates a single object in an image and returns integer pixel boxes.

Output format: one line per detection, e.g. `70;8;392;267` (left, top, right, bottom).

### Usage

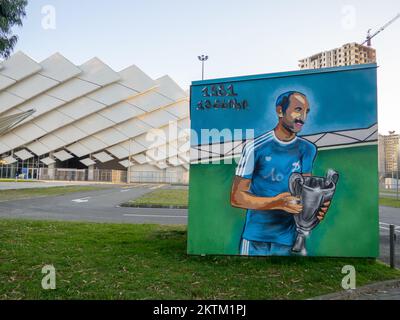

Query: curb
120;204;188;209
309;279;400;300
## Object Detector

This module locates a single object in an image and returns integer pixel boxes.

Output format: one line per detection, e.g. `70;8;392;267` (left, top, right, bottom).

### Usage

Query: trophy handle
289;173;304;197
326;169;339;187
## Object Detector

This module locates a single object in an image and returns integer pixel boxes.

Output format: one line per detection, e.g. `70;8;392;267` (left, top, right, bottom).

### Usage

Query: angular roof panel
41;157;56;165
155;75;187;101
118;65;156;92
0;75;16;91
0;52;189;173
80;158;96;166
27;140;52;156
48;77;101;102
53;150;74;161
3;155;17;164
7;74;58;100
0;92;25;114
56;97;104;120
118;159;134;168
126;90;172;113
87;82;138;105
0;52;41;82
93;151;114;163
66;142;92;158
132;154;148;164
39;53;82;82
15;149;34;160
79;57;120;86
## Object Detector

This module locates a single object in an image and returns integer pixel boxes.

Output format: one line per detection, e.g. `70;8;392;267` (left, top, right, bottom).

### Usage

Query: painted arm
230;176;303;214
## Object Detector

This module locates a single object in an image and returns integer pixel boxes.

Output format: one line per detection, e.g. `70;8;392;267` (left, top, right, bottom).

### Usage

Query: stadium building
0;52;190;183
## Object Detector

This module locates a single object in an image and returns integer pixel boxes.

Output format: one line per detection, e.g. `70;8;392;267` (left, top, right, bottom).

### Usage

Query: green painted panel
187;145;378;257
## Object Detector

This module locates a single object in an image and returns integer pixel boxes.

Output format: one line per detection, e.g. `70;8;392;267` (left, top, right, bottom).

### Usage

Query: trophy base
292;233;307;254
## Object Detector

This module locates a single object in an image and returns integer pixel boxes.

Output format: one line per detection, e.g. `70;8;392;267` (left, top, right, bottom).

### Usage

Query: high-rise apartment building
299;42;376;69
379;132;400;174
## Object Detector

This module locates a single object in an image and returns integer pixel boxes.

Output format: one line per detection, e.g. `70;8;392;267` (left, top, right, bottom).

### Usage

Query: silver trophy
289;169;339;254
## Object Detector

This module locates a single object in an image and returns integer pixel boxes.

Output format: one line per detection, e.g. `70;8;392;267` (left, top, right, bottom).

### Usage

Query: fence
128;170;188;184
379;171;400;199
0;165;188;184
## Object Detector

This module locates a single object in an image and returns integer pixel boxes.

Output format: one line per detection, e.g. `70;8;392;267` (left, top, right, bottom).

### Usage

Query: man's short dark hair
276;91;307;113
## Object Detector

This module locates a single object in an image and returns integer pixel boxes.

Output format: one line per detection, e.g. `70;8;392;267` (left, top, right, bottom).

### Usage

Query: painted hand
317;201;331;221
272;192;303;215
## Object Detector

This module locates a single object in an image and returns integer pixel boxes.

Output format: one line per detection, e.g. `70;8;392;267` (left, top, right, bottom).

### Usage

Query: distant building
299;42;376;69
378;134;386;174
0;52;190;183
379;132;400;175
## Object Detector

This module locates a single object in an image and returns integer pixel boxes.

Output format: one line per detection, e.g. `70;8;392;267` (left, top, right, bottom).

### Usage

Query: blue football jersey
236;130;317;245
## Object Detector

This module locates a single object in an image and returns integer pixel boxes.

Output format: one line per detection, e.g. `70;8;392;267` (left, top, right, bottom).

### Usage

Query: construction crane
362;13;400;47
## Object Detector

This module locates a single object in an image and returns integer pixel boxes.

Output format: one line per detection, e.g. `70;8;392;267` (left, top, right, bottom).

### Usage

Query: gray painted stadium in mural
0;52;190;183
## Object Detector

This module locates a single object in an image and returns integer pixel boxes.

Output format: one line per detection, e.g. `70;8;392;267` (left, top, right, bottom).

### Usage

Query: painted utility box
188;64;378;257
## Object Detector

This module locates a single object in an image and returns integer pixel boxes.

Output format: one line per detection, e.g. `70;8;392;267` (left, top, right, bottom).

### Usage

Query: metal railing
0;165;189;184
379;171;400;200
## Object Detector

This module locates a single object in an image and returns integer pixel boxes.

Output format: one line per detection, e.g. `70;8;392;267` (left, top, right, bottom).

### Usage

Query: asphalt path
0;184;187;225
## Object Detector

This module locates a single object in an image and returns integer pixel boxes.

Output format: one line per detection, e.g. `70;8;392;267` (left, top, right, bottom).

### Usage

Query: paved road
0;184;187;225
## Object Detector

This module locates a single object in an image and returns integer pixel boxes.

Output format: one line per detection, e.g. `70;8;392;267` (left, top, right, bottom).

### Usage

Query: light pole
198;55;208;80
397;144;399;200
128;138;132;184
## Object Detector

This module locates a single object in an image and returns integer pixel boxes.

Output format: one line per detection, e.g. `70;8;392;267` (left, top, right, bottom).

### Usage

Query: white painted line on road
380;225;400;233
124;214;187;218
72;197;91;203
150;184;164;190
120;189;133;192
122;185;139;189
380;222;400;229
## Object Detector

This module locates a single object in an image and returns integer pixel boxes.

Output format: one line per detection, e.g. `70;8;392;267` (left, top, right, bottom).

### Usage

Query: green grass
0;219;399;300
0;186;110;202
379;197;400;208
123;189;188;208
0;179;36;182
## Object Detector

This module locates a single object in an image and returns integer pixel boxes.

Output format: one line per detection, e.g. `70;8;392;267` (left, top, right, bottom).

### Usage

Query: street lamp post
198;55;208;80
128;138;132;184
397;144;399;200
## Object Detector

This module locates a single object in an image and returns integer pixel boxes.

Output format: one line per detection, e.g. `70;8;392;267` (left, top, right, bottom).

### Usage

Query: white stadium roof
0;52;190;171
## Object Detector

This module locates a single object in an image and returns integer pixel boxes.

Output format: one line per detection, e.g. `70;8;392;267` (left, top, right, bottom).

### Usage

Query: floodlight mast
198;55;208;80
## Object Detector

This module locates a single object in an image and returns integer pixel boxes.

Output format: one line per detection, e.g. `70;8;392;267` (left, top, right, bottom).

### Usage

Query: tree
0;0;28;59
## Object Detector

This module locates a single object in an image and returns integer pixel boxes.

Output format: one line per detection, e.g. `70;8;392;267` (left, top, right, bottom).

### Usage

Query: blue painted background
190;64;377;145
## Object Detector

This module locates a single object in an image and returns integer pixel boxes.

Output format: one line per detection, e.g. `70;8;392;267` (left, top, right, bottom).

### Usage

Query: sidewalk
310;279;400;300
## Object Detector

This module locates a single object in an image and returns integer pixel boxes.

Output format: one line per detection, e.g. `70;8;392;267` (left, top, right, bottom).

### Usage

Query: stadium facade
0;52;190;183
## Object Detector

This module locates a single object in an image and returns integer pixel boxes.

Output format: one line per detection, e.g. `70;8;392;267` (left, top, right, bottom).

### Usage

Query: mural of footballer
230;91;331;256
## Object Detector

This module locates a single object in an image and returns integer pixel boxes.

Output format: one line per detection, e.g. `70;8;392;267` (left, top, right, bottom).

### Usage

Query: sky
10;0;400;134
